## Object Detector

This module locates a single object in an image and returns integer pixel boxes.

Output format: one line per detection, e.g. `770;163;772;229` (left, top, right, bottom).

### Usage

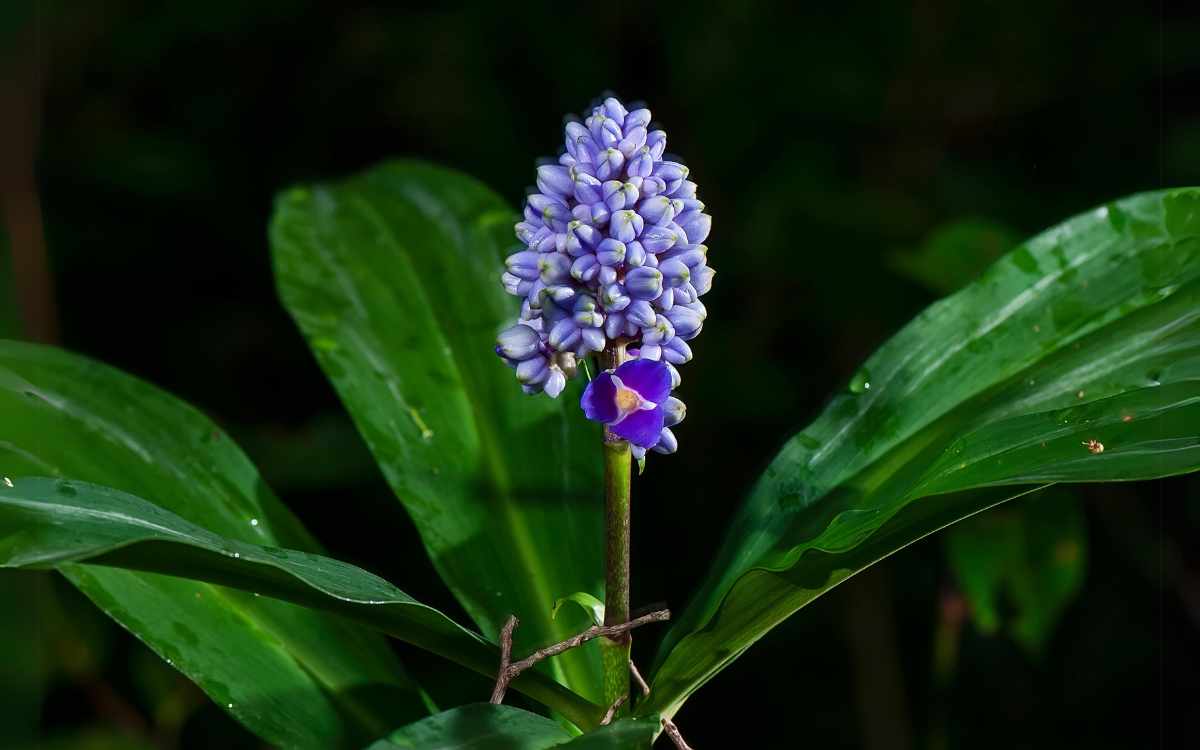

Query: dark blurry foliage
2;1;1199;748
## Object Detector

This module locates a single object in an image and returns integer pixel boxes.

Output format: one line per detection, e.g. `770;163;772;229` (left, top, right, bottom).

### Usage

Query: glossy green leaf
552;592;605;628
271;160;604;699
645;189;1200;718
0;340;430;748
365;704;656;750
946;490;1086;653
0;477;604;729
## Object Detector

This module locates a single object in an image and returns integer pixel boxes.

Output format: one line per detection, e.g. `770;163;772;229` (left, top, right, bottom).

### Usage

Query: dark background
2;1;1199;748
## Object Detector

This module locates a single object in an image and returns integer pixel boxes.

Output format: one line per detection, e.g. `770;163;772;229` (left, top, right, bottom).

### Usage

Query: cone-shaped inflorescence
495;96;712;455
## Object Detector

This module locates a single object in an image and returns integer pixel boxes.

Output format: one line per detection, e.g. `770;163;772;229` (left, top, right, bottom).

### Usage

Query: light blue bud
537;165;573;197
596;238;626;266
692;265;715;295
548;318;581;350
578;328;605;354
626;300;656;328
544;366;567;398
624;108;652;131
665;306;703;340
626;266;664;300
571;254;599;282
602;283;631;311
609;209;644;243
641;315;676;345
663;337;692;364
496;324;540;361
538;252;572;284
652;427;677;454
638;196;675;226
506;250;542;280
676;211;712;244
646;130;666;160
516;356;550;385
658;258;691;287
623;240;645;267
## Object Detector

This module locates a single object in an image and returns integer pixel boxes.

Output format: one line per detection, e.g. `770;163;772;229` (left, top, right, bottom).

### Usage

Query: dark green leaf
0;477;604;731
364;704;656;750
890;218;1020;294
364;704;568;749
644;189;1200;719
271;160;605;700
946;490;1086;653
0;340;429;747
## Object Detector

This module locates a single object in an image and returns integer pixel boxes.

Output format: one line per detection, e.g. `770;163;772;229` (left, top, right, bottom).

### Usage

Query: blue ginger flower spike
495;95;713;456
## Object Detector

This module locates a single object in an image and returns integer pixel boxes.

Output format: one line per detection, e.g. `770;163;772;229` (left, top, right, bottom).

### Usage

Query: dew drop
3;477;12;488
848;368;872;394
56;482;77;497
249;518;259;527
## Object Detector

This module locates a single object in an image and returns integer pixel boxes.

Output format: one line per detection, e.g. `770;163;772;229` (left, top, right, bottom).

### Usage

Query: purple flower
581;359;672;448
496;95;713;456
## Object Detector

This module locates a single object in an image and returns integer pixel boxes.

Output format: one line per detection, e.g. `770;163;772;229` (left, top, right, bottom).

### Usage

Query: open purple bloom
496;95;711;455
581;359;672;448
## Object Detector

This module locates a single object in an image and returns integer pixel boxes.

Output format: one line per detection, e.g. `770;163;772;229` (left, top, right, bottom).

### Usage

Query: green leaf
0;340;432;748
644;189;1200;718
271;160;604;700
946;490;1086;653
364;704;656;750
890;218;1020;295
364;704;568;749
552;592;605;627
0;477;603;730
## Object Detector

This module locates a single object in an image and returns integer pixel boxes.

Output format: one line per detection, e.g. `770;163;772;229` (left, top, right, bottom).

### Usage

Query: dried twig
600;695;627;725
489;609;670;705
629;660;650;697
661;717;695;750
488;615;520;704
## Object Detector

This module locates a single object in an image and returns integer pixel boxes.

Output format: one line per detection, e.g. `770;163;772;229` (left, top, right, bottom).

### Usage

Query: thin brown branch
489;609;669;705
661;717;695;750
488;615;519;704
600;695;626;725
629;660;650;697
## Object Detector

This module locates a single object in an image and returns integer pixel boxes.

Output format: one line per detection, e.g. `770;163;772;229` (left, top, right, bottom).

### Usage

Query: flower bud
496;324;540;361
596;238;627;266
537;165;573;197
652;427;678;454
625;267;664;300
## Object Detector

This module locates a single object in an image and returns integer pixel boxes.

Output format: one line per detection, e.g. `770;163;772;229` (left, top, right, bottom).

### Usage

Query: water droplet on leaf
848;368;871;394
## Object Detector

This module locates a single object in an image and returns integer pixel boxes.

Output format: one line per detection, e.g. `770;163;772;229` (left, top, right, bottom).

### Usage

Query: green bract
1;160;1197;748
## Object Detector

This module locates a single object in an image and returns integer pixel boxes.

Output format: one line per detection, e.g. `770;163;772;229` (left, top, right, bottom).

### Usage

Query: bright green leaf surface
0;478;603;730
645;189;1200;718
271;160;605;700
0;341;429;748
946;490;1086;653
552;592;605;628
364;704;656;750
364;704;568;749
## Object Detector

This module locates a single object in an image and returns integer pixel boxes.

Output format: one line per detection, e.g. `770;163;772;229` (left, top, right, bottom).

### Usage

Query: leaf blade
271;160;605;700
0;477;604;729
0;340;427;747
644;189;1200;718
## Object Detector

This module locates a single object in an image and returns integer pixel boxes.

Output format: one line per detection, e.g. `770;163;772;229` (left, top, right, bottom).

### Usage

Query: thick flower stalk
495;96;713;455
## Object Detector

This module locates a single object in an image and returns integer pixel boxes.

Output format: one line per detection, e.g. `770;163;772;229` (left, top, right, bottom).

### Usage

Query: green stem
599;343;632;709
